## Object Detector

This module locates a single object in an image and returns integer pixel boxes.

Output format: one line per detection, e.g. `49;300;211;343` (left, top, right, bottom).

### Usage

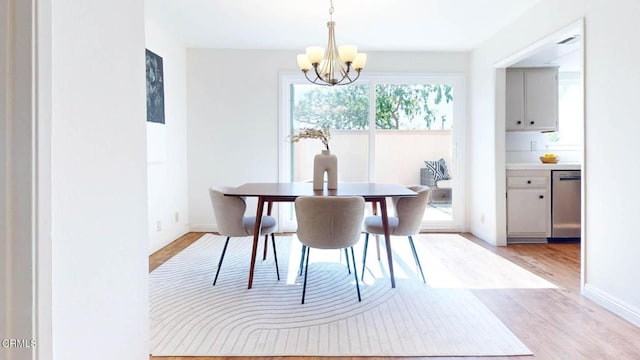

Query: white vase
313;150;337;190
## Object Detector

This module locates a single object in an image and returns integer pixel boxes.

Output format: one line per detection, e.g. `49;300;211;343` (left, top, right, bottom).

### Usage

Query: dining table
223;182;417;289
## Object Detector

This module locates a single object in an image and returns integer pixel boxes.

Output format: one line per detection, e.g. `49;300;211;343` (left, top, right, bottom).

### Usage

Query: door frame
494;19;585;285
278;72;467;232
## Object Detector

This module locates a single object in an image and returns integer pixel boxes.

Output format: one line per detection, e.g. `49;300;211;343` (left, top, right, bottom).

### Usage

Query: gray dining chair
361;185;430;283
295;196;365;304
209;186;279;285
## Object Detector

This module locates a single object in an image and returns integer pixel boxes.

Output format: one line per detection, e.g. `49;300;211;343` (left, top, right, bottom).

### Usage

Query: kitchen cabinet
507;170;551;241
506;67;558;131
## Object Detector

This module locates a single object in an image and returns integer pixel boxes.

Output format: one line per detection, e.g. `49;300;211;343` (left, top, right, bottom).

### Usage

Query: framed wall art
146;49;165;124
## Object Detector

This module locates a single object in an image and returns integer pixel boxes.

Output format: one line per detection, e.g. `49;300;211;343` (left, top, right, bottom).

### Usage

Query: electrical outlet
174;212;179;223
156;220;162;231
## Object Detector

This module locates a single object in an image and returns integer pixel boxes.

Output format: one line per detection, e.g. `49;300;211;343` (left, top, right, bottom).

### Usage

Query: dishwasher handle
558;175;581;181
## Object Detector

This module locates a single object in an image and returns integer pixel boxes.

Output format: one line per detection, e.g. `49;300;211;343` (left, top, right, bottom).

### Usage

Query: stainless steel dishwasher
551;170;581;240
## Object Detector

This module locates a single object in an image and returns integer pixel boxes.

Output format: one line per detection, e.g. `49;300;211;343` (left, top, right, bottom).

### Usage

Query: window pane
291;84;369;182
286;80;458;227
373;83;454;222
375;84;453;130
292;84;369;130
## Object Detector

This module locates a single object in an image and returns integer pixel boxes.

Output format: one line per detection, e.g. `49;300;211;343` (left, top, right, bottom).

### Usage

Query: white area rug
150;233;533;357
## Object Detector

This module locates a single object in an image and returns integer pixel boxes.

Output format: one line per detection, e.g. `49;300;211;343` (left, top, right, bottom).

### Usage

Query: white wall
1;1;36;358
581;0;640;327
505;132;582;163
187;50;469;231
48;1;150;359
469;0;585;245
145;18;190;254
471;0;640;327
0;0;9;347
186;49;287;231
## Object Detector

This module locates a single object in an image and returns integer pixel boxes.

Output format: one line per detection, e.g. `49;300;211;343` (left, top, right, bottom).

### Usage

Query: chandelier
296;0;367;86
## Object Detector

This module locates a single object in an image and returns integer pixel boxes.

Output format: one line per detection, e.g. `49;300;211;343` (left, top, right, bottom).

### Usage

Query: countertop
506;162;581;171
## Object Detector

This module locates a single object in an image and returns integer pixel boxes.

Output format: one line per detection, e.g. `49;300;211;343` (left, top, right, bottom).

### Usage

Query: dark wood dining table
223;182;417;289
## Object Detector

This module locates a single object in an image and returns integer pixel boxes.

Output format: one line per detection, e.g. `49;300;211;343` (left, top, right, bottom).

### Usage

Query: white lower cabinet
507;170;551;241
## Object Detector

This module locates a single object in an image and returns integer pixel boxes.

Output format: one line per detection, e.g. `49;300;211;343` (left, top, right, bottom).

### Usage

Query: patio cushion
424;158;451;182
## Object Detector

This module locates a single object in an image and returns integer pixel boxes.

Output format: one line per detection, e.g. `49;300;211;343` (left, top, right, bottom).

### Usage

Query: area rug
150;233;532;357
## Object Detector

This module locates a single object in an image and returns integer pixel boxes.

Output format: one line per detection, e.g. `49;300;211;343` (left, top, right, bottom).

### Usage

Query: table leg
262;201;273;260
379;198;396;288
371;202;381;260
248;196;265;289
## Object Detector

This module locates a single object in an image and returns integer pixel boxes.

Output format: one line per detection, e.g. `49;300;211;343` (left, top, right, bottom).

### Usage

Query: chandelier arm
339;62;353;81
334;69;360;86
335;71;360;85
304;69;331;86
312;64;325;84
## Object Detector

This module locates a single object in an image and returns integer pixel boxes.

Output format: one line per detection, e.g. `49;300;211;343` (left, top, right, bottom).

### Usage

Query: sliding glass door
279;74;465;232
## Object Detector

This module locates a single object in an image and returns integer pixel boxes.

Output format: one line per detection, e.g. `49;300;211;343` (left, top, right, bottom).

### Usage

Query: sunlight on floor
424;203;452;221
286;233;557;289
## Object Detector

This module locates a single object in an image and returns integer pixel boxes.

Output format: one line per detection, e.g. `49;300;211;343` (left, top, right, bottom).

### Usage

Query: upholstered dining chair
209;186;279;286
295;196;365;304
361;185;430;283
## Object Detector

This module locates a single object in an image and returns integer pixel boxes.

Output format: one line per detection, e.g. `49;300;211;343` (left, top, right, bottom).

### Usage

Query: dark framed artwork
146;49;165;124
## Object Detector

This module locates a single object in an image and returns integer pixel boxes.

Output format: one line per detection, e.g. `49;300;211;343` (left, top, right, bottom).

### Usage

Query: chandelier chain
329;0;334;21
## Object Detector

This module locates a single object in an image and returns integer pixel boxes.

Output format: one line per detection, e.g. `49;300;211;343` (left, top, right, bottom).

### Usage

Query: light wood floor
149;233;640;360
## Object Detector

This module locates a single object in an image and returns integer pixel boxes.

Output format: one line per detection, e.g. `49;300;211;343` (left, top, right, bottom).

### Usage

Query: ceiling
510;26;582;71
145;0;544;51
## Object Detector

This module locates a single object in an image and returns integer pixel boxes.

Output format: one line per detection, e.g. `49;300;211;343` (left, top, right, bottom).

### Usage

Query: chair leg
271;233;280;281
408;236;426;283
213;237;231;286
262;234;269;260
361;233;369;281
351;247;361;302
298;245;307;276
345;248;351;274
302;247;311;304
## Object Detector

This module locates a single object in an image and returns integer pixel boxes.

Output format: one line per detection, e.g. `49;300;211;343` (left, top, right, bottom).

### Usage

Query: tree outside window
292;84;453;131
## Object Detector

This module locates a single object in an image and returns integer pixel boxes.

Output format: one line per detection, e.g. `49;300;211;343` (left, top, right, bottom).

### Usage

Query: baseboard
507;237;548;244
583;284;640;328
469;226;497;246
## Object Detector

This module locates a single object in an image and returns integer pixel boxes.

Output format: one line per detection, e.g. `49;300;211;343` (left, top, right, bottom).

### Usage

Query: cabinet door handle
530;120;535;125
539;195;544;199
517;120;522;125
527;180;532;184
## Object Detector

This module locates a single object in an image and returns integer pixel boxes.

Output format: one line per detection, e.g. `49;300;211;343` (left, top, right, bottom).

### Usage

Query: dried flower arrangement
289;127;331;152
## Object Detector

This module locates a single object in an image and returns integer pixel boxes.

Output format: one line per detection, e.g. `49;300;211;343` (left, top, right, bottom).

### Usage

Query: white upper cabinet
506;68;558;131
